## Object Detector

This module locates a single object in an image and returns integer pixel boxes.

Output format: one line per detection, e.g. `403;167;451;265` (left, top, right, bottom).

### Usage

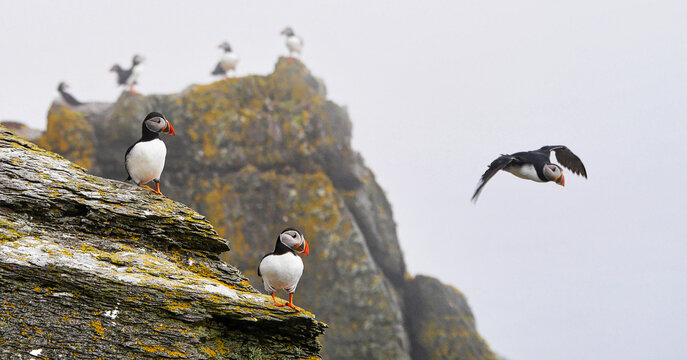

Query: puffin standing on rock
280;27;303;58
211;41;239;78
110;54;145;94
258;228;310;311
56;82;83;106
124;112;175;195
472;145;588;202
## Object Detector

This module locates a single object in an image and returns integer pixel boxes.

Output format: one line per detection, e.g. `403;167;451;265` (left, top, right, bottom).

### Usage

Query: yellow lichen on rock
38;104;95;169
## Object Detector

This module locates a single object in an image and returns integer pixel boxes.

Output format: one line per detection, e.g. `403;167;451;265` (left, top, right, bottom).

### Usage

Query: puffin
472;145;588;202
211;41;240;78
110;54;145;94
280;27;303;58
124;112;175;195
56;82;83;106
258;228;310;311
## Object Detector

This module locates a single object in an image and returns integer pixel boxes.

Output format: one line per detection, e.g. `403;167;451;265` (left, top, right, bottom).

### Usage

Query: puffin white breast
259;253;304;293
126;139;167;184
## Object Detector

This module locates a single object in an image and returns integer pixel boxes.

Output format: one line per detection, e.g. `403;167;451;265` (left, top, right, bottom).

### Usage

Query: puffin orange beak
555;174;565;186
163;121;175;136
298;240;310;256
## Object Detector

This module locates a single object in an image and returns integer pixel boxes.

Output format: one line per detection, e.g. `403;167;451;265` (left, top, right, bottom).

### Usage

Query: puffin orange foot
138;184;156;193
130;88;139;95
286;293;301;311
154;182;163;195
272;293;284;307
286;302;301;312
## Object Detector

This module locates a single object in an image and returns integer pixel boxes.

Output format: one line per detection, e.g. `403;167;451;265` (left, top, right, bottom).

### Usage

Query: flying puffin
472;145;588;202
258;228;310;311
211;41;240;78
280;27;303;58
56;82;83;106
110;54;145;94
124;112;175;195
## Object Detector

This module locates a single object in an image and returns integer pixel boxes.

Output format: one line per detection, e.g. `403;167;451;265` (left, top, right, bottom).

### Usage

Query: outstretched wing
539;145;587;178
471;155;515;202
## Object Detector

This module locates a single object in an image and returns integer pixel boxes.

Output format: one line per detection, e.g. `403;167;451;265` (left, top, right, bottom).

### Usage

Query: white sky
1;1;686;359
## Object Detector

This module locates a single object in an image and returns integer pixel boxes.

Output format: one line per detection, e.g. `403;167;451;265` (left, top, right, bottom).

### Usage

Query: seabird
280;27;303;58
258;228;310;311
124;112;175;195
211;41;240;78
472;145;588;202
110;54;145;94
56;82;83;106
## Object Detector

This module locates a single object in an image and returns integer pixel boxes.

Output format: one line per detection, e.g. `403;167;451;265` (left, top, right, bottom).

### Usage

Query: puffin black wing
257;253;272;277
211;62;225;75
60;91;83;106
472;155;515;202
123;142;137;181
539;145;588;178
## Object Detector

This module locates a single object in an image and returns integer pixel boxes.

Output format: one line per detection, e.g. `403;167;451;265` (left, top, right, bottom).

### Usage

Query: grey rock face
37;57;496;360
0;127;326;359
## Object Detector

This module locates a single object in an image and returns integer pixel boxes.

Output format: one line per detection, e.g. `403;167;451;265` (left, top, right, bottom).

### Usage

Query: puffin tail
124;175;131;182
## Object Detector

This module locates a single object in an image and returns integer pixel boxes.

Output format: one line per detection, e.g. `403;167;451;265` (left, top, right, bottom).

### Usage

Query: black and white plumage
211;41;240;78
124;112;175;195
472;145;588;202
258;228;310;311
280;27;303;58
110;54;145;94
56;82;83;106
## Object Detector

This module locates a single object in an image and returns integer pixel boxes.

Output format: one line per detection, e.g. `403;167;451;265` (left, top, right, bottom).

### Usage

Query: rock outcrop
0;127;325;359
37;58;497;359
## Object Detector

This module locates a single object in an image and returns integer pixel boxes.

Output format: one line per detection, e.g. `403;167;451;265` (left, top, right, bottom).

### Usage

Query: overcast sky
2;1;686;359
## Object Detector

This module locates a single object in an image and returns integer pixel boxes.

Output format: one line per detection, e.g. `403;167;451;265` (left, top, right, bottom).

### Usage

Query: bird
280;27;303;58
211;41;240;78
110;54;145;94
258;228;310;311
472;145;588;202
124;112;175;195
56;82;83;106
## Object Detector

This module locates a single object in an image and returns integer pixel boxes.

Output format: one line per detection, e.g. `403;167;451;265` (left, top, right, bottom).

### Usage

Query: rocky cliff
36;58;497;359
0;127;325;359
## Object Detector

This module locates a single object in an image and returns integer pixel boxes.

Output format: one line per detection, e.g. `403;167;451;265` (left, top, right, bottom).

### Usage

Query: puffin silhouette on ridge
56;82;83;107
280;27;303;59
211;41;239;78
110;54;145;94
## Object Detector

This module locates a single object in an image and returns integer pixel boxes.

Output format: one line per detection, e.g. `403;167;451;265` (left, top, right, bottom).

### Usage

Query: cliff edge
0;127;325;359
37;58;496;359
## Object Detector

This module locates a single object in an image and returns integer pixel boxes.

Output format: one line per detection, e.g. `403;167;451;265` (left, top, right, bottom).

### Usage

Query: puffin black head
218;41;232;52
132;55;145;66
109;64;122;73
142;112;175;138
543;164;565;186
276;228;309;256
57;82;68;92
280;27;295;36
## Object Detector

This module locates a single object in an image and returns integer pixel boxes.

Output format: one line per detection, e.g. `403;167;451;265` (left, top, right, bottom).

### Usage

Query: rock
0;127;326;359
404;275;497;360
0;121;43;142
39;57;497;359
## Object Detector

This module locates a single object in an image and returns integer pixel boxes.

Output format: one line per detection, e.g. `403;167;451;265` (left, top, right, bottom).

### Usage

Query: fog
1;1;686;359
